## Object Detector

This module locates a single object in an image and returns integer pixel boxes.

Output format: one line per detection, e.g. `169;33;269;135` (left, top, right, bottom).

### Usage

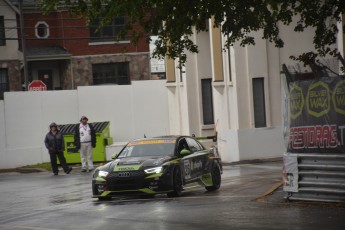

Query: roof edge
4;0;20;14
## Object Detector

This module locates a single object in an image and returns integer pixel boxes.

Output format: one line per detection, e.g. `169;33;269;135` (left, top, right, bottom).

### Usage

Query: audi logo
118;172;131;177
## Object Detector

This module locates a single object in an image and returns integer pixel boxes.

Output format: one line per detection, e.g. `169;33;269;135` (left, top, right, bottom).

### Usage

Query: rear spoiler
193;133;217;143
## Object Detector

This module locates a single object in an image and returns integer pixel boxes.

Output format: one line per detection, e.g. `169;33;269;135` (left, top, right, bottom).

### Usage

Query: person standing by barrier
44;122;73;176
74;116;96;172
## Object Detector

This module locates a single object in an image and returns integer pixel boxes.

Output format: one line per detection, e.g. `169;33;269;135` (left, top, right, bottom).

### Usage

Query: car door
181;137;209;182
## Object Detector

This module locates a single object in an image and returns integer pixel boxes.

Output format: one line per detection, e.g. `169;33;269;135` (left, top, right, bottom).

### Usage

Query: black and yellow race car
92;135;222;200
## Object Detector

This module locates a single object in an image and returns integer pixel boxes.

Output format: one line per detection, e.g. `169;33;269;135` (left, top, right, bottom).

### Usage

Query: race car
92;135;222;200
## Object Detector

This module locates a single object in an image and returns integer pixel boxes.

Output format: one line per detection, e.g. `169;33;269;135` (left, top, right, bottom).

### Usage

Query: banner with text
288;76;345;153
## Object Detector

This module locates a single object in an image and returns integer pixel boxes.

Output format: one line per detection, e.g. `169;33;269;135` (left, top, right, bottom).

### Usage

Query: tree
39;0;345;64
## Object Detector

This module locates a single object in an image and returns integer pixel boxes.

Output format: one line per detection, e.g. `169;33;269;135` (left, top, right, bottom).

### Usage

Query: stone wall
0;60;22;93
65;53;150;89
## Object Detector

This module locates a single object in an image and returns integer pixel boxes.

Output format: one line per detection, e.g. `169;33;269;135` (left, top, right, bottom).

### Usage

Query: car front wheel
167;167;183;197
205;162;221;191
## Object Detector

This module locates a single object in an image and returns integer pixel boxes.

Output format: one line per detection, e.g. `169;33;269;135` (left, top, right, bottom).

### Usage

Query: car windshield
119;139;176;158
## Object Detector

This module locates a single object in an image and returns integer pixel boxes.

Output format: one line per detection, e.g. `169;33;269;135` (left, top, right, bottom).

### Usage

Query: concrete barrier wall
0;80;169;169
222;126;284;162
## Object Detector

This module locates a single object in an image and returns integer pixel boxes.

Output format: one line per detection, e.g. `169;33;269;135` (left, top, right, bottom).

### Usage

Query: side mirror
180;149;191;155
111;153;118;159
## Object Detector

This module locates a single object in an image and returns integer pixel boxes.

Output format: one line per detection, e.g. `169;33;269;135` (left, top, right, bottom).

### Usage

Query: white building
165;17;345;163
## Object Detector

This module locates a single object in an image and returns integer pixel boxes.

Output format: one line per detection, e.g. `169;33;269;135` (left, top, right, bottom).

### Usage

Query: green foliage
38;0;345;64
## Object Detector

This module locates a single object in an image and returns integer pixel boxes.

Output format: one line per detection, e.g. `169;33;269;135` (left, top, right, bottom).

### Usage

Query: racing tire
205;162;221;191
167;167;183;197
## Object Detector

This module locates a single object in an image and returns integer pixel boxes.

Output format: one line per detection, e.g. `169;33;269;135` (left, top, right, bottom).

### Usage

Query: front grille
106;171;145;190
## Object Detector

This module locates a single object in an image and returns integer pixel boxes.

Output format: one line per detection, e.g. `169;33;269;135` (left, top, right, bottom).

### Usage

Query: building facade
0;0;22;99
166;17;345;163
0;0;150;97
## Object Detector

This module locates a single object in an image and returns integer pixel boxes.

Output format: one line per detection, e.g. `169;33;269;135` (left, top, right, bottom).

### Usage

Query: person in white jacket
74;116;96;172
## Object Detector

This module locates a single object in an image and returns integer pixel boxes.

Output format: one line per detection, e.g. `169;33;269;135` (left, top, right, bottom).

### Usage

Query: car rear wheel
205;162;221;191
167;167;183;197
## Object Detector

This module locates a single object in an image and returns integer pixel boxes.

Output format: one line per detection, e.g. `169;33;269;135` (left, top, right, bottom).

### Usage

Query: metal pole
19;0;28;90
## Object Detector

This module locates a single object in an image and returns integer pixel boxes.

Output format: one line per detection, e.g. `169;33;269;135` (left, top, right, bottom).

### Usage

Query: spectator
44;122;72;175
74;116;96;172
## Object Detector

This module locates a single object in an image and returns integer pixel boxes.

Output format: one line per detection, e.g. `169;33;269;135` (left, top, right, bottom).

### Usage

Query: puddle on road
50;195;83;205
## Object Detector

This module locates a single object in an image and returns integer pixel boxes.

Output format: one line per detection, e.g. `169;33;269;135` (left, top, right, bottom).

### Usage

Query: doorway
38;69;53;90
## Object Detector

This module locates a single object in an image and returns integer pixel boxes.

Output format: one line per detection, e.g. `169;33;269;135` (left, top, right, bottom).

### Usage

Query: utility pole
19;0;28;91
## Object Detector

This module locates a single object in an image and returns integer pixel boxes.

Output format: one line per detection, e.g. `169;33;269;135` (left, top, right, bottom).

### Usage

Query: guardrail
287;154;345;203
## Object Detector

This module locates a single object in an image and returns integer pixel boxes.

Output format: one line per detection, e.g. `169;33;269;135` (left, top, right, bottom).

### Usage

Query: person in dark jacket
74;116;96;172
44;122;72;175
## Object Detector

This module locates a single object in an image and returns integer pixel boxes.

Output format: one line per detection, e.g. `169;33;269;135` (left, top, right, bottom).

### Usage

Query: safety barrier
287;154;345;203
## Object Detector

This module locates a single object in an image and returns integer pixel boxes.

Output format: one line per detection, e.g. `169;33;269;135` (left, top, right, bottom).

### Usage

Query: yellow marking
256;181;283;202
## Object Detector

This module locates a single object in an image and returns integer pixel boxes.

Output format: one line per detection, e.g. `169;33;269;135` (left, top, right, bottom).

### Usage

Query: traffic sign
28;80;47;91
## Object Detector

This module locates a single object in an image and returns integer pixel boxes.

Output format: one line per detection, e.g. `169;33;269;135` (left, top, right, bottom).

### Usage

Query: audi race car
92;135;222;200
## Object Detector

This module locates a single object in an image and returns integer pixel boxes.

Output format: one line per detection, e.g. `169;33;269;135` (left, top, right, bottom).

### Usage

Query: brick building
0;0;150;97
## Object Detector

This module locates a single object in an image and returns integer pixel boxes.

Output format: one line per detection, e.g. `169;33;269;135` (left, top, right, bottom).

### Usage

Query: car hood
101;156;174;172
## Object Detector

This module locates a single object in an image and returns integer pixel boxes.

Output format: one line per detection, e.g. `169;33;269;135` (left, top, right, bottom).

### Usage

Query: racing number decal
183;158;204;180
183;160;191;180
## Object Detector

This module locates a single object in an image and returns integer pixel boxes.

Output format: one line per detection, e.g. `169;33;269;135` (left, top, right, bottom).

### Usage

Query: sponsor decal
183;159;203;180
66;142;78;153
333;80;345;115
283;153;298;192
122;160;141;165
287;77;345;153
290;85;304;120
184;160;191;179
289;125;338;149
306;81;330;118
128;139;176;146
114;165;140;171
191;160;202;171
118;167;135;171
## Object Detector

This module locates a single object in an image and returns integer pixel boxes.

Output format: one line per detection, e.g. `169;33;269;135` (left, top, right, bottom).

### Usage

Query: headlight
98;170;109;177
144;166;163;174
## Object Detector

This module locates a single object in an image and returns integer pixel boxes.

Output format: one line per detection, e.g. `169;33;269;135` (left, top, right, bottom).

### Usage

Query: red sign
28;80;47;91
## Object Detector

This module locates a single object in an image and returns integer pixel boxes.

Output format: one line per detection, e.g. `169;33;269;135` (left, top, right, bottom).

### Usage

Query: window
0;69;9;100
186;138;203;153
227;45;232;82
92;62;130;85
252;78;267;128
0;16;5;46
177;138;190;154
89;17;127;42
35;22;49;38
201;79;214;125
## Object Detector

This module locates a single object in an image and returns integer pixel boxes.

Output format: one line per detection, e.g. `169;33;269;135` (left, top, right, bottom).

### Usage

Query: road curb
223;157;282;166
0;168;48;173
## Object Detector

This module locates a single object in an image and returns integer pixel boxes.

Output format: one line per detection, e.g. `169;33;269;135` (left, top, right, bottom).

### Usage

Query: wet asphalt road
0;161;345;230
